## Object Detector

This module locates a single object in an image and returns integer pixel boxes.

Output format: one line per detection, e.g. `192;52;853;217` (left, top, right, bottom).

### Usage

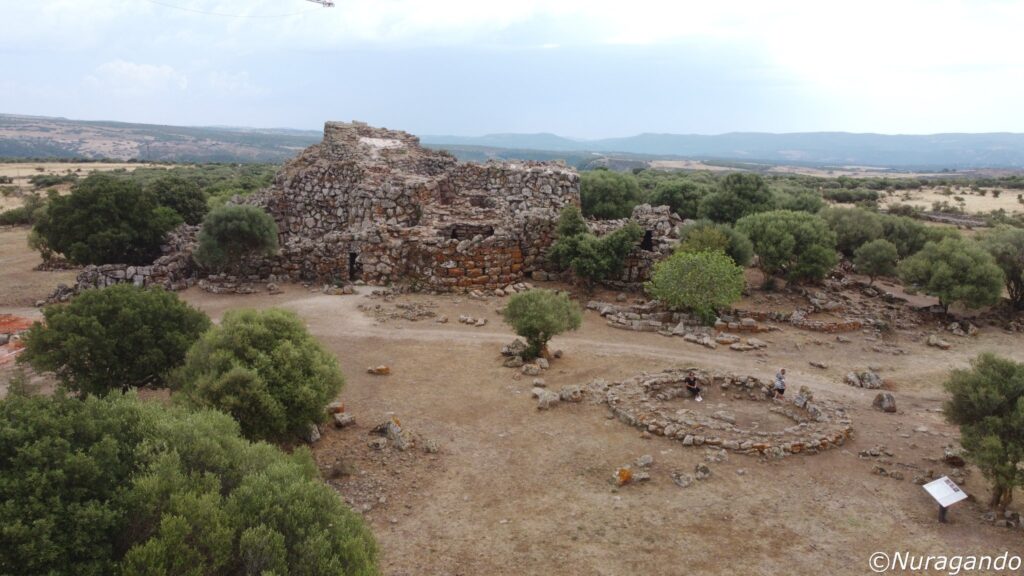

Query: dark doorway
348;252;362;281
640;230;654;251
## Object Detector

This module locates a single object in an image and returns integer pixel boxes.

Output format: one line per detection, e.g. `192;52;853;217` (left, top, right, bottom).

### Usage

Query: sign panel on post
923;476;968;507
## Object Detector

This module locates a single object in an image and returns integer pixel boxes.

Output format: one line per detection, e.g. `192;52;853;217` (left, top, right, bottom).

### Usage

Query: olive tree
944;353;1024;512
649;179;706;218
172;308;343;442
677;219;754;266
580;170;642;219
898;237;1004;313
979;225;1024;309
502;289;582;359
645;250;745;323
735;210;838;286
853;238;899;286
698;173;774;223
820;206;884;257
19;285;210;396
147;175;208;225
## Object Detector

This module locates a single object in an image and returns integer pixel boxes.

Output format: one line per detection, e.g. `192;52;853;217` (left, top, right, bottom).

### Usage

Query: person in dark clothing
684;371;703;402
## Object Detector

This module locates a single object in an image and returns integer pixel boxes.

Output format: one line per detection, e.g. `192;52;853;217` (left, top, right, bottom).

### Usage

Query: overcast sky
3;0;1023;138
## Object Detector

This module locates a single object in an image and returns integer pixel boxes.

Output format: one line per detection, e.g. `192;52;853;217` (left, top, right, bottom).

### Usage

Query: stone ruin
55;122;696;297
242;121;581;291
594;369;853;458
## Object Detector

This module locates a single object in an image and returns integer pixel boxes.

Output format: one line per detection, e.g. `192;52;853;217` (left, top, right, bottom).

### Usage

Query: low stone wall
597;369;853;458
726;309;864;334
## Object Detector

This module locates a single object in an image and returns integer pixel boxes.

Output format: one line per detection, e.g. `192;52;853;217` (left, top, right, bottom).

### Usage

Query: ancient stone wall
584;204;685;288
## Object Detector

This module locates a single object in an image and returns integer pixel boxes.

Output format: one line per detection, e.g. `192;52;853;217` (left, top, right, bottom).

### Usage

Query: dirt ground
1;227;1023;575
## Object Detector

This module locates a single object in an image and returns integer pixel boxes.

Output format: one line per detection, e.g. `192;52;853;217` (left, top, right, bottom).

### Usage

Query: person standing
772;368;787;399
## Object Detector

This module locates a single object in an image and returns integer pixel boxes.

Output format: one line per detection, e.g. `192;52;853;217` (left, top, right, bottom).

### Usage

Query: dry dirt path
178;285;1024;576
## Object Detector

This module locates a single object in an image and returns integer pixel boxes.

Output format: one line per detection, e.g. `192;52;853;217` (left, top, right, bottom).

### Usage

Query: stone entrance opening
640;230;654;251
348;252;362;281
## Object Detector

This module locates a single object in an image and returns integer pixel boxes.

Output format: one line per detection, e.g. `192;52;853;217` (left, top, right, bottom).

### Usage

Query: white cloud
84;60;188;97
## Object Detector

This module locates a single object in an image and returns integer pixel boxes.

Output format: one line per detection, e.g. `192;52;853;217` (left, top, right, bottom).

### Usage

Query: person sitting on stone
772;368;787;399
684;371;703;402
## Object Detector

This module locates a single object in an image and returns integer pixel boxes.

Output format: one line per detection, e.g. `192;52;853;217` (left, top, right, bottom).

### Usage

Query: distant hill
0;114;321;163
4;113;1024;169
422;131;1024;169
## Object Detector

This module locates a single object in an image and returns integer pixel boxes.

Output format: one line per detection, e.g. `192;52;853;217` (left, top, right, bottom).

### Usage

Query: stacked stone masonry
597;369;853;458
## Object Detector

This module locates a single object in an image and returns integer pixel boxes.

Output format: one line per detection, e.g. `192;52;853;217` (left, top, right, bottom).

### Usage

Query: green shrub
194;204;278;272
820;206;884;256
0;392;377;576
645;250;744;323
899;237;1004;312
677;220;753;266
0;193;47;226
502;289;582;358
648;179;706;218
944;353;1024;511
147;175;208;225
979;225;1024;309
32;174;181;265
879;214;930;257
735;210;838;286
19;285;209;396
853;238;899;285
172;308;343;442
547;206;643;289
698;173;774;223
580;170;642;219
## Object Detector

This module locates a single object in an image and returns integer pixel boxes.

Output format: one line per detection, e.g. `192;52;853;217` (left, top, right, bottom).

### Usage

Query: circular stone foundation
596;369;853;458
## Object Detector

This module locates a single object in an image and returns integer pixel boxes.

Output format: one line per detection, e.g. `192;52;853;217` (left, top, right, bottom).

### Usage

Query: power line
141;0;324;18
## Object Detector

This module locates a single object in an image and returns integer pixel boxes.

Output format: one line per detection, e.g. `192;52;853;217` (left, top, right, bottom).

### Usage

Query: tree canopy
147;175;209;225
820;206;884;257
944;353;1024;511
677;219;754;266
735;210;838;285
32;173;181;265
698;173;774;223
979;225;1024;309
0;392;378;575
194;204;279;273
899;237;1004;312
171;308;344;442
648;179;706;218
580;170;643;220
502;289;582;359
645;250;745;323
19;285;210;396
853;238;899;285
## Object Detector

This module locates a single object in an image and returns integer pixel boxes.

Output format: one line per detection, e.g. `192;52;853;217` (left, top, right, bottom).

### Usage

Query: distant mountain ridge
2;113;1024;168
421;131;1024;169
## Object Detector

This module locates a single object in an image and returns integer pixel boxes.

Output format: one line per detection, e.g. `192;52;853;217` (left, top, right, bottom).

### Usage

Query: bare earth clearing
882;186;1024;216
1;227;1023;575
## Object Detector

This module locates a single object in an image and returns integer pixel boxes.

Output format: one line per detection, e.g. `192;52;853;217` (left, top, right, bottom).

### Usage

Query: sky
3;0;1024;138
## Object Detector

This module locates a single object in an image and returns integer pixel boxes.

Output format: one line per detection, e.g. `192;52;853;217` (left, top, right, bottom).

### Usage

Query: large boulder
845;370;883;389
872;392;897;413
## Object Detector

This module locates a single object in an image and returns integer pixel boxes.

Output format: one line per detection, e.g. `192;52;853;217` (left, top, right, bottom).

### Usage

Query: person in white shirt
772;368;787;399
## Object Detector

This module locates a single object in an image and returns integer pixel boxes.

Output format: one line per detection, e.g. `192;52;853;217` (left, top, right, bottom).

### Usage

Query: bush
19;285;210;396
677;220;753;266
698;173;774;223
853;238;899;285
773;189;824;213
820;206;884;256
548;207;643;288
501;289;582;358
898;237;1004;312
979;225;1024;309
0;392;377;575
172;308;343;442
648;179;706;218
645;250;744;323
194;204;279;272
735;210;838;286
580;170;642;219
33;174;181;265
0;192;47;226
944;353;1024;511
824;188;879;203
879;214;930;258
148;175;208;225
